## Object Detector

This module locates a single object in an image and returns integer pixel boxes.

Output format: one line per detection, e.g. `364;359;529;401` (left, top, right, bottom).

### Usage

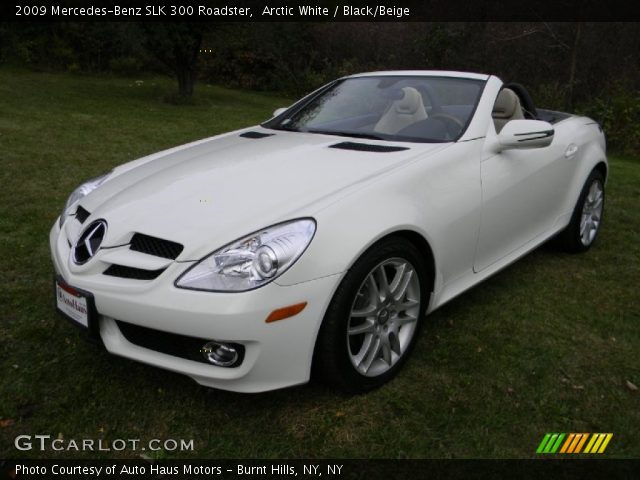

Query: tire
557;169;605;253
313;237;429;393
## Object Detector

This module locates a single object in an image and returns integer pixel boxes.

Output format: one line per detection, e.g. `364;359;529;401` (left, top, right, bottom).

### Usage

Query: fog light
201;341;239;367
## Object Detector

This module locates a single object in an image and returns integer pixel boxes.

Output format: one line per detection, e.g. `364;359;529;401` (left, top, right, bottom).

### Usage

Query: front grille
75;206;91;224
130;233;183;260
115;320;245;367
103;264;165;280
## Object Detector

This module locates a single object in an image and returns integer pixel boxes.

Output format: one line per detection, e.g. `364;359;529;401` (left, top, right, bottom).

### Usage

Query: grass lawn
0;69;638;459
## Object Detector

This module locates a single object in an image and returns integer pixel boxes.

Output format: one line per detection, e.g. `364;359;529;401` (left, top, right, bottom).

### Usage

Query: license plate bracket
54;275;101;342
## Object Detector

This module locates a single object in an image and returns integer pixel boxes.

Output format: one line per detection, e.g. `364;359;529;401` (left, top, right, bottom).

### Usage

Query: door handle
564;143;579;158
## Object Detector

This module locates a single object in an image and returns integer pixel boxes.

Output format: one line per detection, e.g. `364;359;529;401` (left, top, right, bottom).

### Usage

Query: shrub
578;85;640;157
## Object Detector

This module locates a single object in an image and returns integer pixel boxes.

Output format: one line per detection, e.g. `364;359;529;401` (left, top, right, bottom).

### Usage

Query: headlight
59;172;111;228
175;218;316;292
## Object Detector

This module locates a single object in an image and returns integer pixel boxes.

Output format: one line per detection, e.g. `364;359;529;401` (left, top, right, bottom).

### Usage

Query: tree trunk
177;66;194;98
567;22;582;111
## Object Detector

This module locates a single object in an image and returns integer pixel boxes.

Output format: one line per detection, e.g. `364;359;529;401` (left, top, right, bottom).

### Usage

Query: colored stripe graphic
574;433;588;453
598;433;613;453
549;433;565;453
537;433;613;454
536;433;552;453
559;433;575;453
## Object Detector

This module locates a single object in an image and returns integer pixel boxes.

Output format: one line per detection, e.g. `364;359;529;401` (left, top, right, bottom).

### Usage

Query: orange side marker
265;302;307;323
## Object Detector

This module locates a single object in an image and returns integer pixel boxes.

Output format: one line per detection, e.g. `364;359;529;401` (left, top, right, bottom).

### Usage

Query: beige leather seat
492;88;524;133
374;87;427;135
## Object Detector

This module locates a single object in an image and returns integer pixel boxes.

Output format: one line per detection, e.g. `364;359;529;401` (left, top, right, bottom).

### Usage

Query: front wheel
558;169;605;253
313;237;428;393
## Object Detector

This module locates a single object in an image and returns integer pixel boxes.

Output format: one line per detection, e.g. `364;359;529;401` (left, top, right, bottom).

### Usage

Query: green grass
0;70;638;459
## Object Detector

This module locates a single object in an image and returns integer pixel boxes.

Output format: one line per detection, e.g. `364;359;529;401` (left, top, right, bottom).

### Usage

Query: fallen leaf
335;411;345;418
0;418;16;428
625;380;638;391
572;385;585;390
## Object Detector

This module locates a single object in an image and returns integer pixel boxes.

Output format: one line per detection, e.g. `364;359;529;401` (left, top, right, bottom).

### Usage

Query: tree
139;22;205;99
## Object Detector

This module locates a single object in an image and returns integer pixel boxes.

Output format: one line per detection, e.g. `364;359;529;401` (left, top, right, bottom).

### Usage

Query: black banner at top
2;0;640;22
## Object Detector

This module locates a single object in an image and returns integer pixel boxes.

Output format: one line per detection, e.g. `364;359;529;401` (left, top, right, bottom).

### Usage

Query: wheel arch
593;160;608;182
387;229;436;295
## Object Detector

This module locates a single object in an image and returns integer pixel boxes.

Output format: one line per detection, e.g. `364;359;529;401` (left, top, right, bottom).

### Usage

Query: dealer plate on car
55;279;89;328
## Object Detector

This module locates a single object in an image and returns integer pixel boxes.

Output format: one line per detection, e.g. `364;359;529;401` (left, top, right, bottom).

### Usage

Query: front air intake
103;264;166;280
129;233;183;260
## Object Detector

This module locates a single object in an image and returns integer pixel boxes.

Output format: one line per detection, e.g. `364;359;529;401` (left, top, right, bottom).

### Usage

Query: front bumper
50;221;341;393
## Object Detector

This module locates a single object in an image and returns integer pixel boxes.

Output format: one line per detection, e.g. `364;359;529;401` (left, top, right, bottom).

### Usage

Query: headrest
492;88;520;118
394;87;423;115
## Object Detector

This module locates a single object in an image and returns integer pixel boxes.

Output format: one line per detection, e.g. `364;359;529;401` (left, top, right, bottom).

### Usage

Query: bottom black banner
1;459;639;480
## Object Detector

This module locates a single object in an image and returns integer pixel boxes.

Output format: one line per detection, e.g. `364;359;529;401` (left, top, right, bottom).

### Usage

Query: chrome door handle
565;143;579;158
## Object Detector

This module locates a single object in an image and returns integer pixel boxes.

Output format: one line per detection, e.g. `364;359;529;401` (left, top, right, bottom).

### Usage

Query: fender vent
130;233;183;260
239;131;274;139
75;206;91;224
329;142;409;153
103;264;166;280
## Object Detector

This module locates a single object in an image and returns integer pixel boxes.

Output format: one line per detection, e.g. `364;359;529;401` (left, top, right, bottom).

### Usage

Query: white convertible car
51;71;607;393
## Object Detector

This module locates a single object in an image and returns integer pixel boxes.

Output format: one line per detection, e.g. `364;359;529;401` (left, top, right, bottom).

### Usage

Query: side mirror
272;107;288;118
497;119;554;151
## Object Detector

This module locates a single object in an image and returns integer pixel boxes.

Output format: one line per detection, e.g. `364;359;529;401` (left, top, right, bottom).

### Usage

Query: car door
473;120;570;273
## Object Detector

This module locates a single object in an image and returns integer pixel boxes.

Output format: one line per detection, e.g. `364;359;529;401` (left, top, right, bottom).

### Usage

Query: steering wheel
429;112;465;138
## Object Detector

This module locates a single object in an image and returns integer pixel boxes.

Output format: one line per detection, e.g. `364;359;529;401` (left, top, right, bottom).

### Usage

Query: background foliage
1;22;638;153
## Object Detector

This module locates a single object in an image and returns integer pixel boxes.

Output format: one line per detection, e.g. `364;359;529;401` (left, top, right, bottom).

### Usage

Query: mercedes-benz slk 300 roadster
50;71;607;393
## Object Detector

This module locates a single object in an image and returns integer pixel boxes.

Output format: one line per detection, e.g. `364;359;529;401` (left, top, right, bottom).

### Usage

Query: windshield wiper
304;129;386;141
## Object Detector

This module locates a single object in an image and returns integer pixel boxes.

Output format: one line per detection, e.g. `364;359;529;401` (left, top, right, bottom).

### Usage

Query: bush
578;85;640;156
108;56;145;76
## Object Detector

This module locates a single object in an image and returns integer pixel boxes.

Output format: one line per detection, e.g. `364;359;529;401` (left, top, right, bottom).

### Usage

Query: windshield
264;76;486;143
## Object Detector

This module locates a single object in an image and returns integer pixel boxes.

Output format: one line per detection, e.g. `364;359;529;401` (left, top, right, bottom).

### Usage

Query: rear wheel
313;237;428;393
558;169;605;253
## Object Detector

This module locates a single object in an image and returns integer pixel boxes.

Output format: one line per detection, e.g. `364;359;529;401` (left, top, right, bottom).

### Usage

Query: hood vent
329;142;409;153
239;131;274;139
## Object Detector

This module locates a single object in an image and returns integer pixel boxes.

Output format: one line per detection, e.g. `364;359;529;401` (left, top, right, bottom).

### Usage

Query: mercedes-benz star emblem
72;219;107;264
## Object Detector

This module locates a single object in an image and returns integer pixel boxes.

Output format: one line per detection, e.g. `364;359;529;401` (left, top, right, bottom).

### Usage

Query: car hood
81;128;449;260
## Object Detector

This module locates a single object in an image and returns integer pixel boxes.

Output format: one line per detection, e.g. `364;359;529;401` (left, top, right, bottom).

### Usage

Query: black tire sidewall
313;237;429;393
562;169;605;253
